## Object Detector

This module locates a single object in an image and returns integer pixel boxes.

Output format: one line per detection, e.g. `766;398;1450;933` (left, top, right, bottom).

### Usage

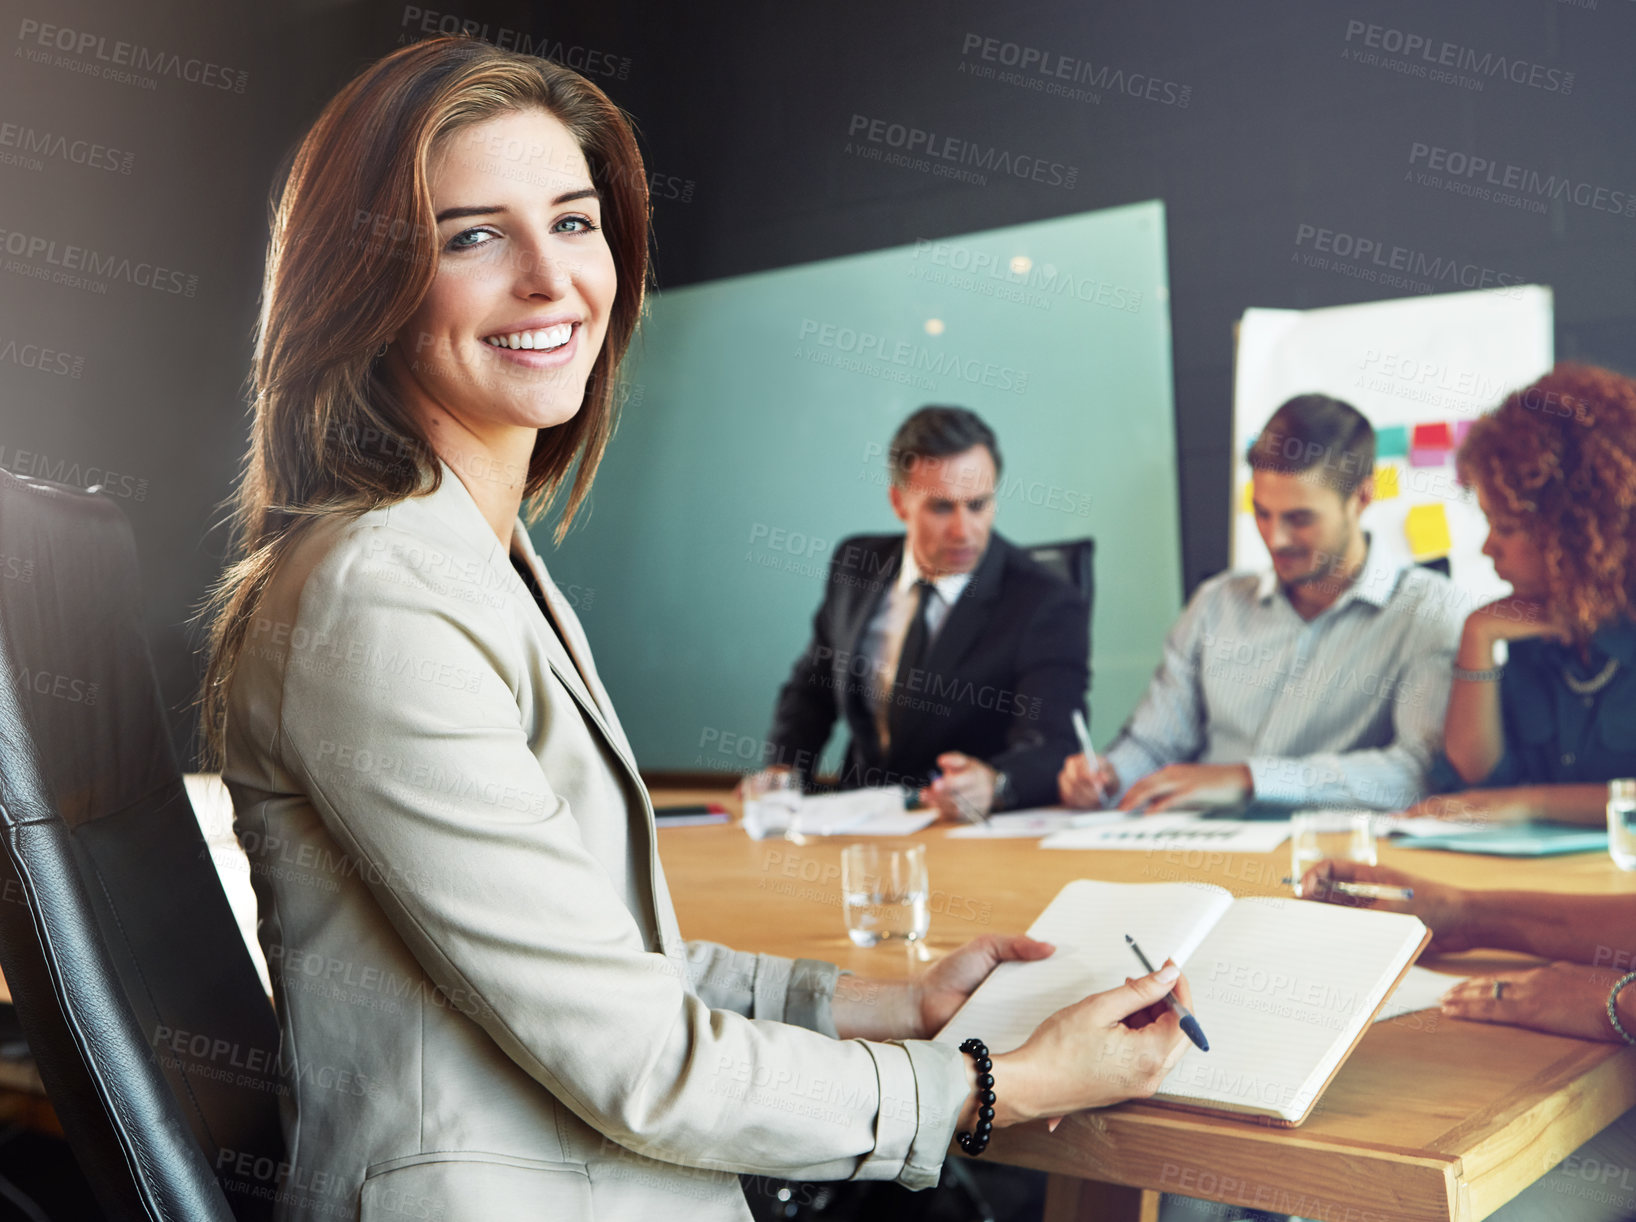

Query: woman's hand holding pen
1297;860;1477;954
955;962;1196;1135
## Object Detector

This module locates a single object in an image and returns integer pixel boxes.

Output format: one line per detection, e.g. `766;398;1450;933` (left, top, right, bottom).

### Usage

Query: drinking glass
1289;811;1377;897
840;843;930;947
740;769;802;839
1608;780;1636;871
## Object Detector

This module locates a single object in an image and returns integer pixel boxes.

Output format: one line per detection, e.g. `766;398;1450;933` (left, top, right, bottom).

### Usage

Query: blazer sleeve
276;536;966;1187
766;564;847;784
986;581;1090;808
682;942;841;1037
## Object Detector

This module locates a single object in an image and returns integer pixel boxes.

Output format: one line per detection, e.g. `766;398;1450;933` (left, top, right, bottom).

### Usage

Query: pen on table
1070;710;1109;806
1125;935;1208;1052
1282;878;1415;901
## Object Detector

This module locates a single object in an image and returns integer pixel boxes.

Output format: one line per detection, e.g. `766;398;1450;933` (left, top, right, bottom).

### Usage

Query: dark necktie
887;579;936;749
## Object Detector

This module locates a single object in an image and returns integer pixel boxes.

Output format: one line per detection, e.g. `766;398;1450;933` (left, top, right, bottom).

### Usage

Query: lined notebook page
935;881;1234;1055
1159;897;1427;1122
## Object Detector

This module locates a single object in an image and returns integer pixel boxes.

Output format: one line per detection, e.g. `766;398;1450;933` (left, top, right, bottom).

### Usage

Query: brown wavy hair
1458;362;1636;644
196;35;650;764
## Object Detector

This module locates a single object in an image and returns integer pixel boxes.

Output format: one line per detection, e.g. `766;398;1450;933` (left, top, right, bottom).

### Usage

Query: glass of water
740;769;803;839
1289;811;1377;897
840;842;930;947
1608;780;1636;871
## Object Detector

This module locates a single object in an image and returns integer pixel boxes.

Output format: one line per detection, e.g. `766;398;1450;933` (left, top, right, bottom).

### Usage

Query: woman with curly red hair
1423;362;1636;824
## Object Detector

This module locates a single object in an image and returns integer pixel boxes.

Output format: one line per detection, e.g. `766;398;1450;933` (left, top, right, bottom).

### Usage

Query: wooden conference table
653;787;1636;1222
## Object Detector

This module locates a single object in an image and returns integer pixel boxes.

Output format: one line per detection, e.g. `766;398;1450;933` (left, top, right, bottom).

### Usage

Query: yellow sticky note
1373;464;1400;501
1405;502;1451;559
1240;482;1253;513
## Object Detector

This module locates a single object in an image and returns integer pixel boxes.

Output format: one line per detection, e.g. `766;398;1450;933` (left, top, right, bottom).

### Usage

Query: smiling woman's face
383;107;617;471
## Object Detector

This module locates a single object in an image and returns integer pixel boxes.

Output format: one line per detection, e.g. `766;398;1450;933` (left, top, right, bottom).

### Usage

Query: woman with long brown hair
202;35;1193;1220
1418;363;1636;825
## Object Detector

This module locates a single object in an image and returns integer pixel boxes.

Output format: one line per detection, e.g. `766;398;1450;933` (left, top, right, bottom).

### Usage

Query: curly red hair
1458;362;1636;644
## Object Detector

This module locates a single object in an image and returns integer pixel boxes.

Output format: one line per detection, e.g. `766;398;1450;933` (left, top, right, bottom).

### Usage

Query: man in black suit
760;406;1089;818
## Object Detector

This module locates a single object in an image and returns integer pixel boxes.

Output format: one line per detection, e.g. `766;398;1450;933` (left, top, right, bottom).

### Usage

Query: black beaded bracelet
957;1037;996;1156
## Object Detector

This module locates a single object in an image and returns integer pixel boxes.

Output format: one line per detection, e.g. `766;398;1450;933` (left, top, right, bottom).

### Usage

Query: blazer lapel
402;466;645;787
509;532;640;767
919;538;1005;686
841;540;902;655
840;541;901;733
507;527;674;951
386;470;671;952
886;540;1004;763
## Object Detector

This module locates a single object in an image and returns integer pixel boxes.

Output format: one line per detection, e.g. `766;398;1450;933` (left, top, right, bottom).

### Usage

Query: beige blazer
221;464;968;1221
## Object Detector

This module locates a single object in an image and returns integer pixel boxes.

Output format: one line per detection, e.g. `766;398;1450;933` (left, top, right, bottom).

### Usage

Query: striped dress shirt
1103;540;1463;809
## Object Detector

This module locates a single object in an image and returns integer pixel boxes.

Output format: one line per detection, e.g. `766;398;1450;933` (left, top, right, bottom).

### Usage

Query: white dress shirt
860;544;973;749
1103;538;1462;808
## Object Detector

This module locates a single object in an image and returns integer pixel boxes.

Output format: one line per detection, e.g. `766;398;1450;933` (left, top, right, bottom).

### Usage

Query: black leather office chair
0;468;283;1220
1025;536;1096;739
1024;536;1095;606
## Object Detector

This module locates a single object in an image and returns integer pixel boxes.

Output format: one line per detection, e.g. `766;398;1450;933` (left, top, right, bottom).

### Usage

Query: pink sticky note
1410;447;1444;468
1455;420;1473;446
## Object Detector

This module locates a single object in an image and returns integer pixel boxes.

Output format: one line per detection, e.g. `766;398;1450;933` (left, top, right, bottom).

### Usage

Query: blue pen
908;768;941;810
1126;935;1209;1052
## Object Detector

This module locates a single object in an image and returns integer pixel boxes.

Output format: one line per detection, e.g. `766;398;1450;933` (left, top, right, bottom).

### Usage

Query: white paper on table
946;808;1127;839
1383;815;1491;838
1041;814;1292;853
945;807;1073;839
787;789;932;837
1068;810;1132;828
1373;966;1469;1022
843;811;938;836
744;789;933;838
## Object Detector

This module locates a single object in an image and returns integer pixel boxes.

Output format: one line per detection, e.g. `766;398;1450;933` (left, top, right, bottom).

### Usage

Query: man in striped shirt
1060;394;1462;813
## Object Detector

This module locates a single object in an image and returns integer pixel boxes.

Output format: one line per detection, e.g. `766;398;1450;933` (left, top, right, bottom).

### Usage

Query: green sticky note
1377;425;1409;459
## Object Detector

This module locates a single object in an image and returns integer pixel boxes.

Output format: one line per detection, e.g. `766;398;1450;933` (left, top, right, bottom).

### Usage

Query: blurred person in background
1414;364;1636;826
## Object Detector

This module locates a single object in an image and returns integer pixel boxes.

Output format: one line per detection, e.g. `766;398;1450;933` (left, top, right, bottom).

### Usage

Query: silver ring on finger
1493;980;1507;1001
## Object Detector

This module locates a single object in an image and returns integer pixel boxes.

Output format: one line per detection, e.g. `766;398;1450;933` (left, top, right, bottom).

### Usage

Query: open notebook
934;880;1429;1126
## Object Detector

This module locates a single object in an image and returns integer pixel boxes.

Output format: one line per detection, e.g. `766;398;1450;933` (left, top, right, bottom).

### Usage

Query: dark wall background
2;0;1632;767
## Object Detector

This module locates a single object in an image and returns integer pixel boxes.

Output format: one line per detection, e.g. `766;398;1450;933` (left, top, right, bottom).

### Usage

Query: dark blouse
510;553;578;673
1429;619;1636;790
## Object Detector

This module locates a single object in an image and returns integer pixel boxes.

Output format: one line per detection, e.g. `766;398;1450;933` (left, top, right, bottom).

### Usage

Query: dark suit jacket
767;532;1089;808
